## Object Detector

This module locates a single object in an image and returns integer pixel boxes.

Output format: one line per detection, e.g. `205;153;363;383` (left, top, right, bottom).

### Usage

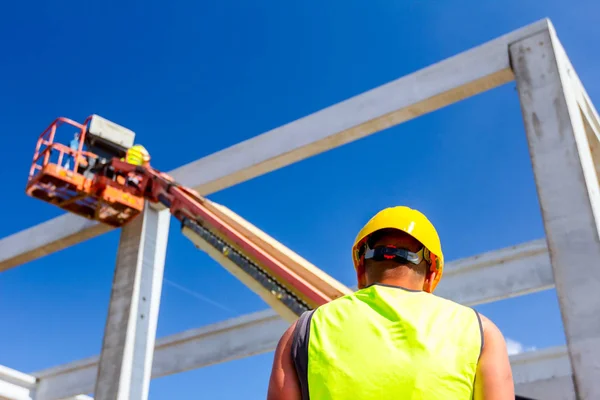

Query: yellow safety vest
291;283;482;399
122;145;149;166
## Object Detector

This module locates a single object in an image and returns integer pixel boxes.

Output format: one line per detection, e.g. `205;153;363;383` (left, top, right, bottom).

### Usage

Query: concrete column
511;29;600;399
94;204;170;400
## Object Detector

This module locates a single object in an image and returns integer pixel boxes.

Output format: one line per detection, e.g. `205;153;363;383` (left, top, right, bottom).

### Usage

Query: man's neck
368;276;424;291
367;270;424;290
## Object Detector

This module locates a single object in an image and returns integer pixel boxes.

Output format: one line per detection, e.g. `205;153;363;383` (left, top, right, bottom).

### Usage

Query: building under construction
0;18;598;400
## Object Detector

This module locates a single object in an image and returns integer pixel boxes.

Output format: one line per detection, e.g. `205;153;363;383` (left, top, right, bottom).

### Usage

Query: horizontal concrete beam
435;238;554;306
0;19;552;272
0;365;35;400
516;376;575;400
0;215;111;273
0;365;91;400
512;346;574;400
32;238;556;399
33;310;287;400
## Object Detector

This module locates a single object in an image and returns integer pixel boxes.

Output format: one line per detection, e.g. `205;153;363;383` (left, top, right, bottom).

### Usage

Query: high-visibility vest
123;145;150;166
291;283;483;399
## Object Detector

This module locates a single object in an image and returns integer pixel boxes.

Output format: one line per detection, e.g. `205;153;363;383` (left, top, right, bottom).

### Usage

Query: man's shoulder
425;294;484;337
301;290;365;325
428;292;478;314
476;312;501;339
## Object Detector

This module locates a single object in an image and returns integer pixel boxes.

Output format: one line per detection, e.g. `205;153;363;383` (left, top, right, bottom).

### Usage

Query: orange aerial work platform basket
25;116;145;227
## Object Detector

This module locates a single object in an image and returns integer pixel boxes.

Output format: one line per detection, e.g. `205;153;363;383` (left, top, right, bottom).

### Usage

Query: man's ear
356;263;367;289
423;269;437;293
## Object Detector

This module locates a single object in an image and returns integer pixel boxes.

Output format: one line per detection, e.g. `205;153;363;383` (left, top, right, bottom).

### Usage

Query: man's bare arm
474;314;515;400
267;322;302;400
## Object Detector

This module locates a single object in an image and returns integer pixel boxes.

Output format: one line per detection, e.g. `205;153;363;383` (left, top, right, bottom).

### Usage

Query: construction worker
267;206;514;400
123;144;151;167
63;133;81;170
121;144;150;187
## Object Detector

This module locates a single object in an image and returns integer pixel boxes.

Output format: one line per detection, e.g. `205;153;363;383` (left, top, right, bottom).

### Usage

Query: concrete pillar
94;204;170;400
511;29;600;399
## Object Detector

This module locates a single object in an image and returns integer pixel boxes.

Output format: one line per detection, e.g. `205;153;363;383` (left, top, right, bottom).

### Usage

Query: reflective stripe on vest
126;147;144;166
292;283;483;400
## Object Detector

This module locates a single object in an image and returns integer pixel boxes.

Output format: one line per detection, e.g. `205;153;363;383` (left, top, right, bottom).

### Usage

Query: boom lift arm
108;158;351;319
25;115;352;322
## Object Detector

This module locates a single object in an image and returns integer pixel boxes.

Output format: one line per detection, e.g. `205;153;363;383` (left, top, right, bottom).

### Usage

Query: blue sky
0;0;598;398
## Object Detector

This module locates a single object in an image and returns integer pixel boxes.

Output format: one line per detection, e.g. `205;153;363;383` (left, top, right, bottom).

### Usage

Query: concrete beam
33;310;286;400
0;215;111;272
435;238;553;306
512;347;574;400
32;239;556;399
0;365;35;400
33;326;570;399
545;26;600;186
516;376;575;400
511;28;600;399
91;205;170;400
19;345;575;400
0;365;91;400
0;18;552;272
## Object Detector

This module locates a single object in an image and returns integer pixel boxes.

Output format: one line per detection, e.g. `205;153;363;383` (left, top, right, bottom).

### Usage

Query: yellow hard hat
352;206;444;292
132;144;151;162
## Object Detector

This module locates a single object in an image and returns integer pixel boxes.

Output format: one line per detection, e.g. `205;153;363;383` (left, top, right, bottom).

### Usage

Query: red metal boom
103;159;333;310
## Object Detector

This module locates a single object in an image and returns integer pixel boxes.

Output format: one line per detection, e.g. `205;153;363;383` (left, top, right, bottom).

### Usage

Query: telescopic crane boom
25;115;352;322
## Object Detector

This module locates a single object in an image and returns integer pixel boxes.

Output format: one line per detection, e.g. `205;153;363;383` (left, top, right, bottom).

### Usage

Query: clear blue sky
0;0;598;398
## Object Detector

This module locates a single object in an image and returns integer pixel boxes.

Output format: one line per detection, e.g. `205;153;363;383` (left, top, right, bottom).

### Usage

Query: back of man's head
352;206;444;292
363;228;429;286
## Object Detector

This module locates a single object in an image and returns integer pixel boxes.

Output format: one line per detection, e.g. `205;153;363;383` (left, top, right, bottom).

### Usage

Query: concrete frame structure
0;18;598;400
93;206;170;400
